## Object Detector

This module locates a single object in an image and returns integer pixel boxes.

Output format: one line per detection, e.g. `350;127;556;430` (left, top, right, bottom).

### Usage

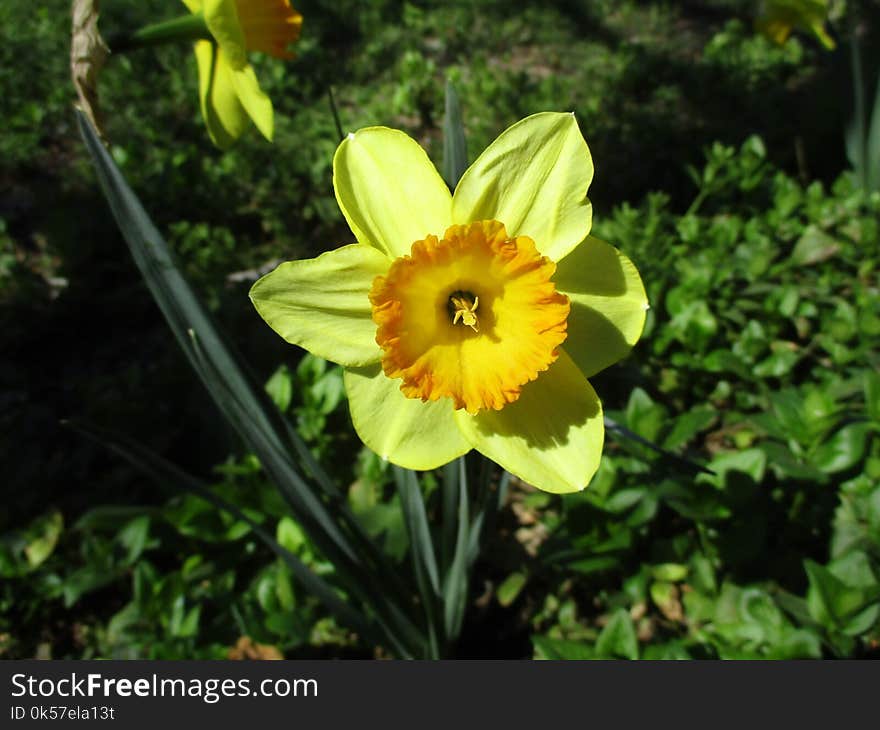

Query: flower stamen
449;292;480;332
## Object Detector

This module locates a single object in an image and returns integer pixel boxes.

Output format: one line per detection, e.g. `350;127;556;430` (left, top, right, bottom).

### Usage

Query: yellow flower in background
251;113;648;493
182;0;302;147
755;0;836;50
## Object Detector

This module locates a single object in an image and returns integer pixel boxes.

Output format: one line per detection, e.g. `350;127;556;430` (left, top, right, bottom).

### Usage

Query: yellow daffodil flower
250;113;648;493
182;0;302;147
755;0;836;50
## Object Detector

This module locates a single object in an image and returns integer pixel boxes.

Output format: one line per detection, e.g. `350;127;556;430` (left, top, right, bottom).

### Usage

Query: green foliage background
1;0;878;658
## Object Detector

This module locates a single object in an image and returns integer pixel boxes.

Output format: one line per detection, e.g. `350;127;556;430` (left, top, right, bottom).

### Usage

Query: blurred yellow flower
251;113;648;493
755;0;836;50
182;0;302;147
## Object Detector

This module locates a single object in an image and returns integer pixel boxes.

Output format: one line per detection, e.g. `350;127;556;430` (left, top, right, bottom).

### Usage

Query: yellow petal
250;244;388;367
554;235;648;378
333;127;452;258
455;349;604;493
203;0;247;68
194;41;248;149
228;63;273;141
182;0;203;12
344;365;471;470
452;112;593;262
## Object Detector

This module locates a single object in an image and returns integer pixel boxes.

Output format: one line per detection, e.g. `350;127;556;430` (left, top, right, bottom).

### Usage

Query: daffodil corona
251;113;648;493
182;0;302;147
370;219;571;414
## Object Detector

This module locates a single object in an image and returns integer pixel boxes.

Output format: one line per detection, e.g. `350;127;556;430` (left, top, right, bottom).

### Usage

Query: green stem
327;86;345;142
106;13;211;54
684;189;707;217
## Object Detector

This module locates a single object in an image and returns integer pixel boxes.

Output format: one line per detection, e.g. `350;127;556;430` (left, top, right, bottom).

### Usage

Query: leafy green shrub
528;137;879;659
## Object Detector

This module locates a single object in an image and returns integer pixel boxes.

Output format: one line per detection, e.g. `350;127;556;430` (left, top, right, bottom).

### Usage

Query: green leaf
168;595;201;637
275;562;296;611
497;572;527;607
533;636;595;660
63;564;117;608
739;588;783;634
805;559;880;634
789;225;840;266
650;581;682;621
700;448;766;488
812;423;871;474
595;609;639;659
276;516;306;555
774;629;822;659
843;604;880;637
67;419;403;655
663;406;716;449
394;468;441;657
442;78;467;188
651;563;689;582
441;458;471;641
265;364;293;412
117;516;151;566
760;441;826;482
604;488;647;514
642;642;692;660
827;551;878;590
625;388;665;443
753;348;799;378
178;604;202;638
23;510;63;570
395;469;440;597
866;67;880;192
568;555;621;574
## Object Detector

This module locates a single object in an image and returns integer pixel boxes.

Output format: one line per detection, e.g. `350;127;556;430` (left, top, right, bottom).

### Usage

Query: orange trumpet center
369;220;570;414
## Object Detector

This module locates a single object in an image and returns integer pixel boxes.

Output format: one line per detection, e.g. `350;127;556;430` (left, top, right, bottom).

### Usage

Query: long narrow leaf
846;28;868;188
77;113;425;656
468;469;509;566
440;459;460;572
395;468;441;596
865;72;880;192
394;467;442;657
442;79;468;189
443;457;470;640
